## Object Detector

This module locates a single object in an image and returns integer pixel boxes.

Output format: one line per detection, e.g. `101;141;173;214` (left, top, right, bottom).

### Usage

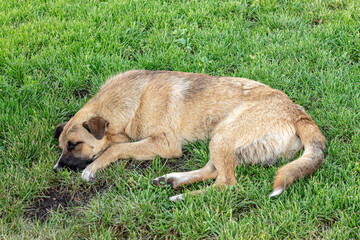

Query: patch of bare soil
27;151;193;222
26;180;108;222
73;89;91;99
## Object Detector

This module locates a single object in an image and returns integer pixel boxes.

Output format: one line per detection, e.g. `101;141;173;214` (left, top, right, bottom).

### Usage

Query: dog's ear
83;116;109;140
54;122;67;139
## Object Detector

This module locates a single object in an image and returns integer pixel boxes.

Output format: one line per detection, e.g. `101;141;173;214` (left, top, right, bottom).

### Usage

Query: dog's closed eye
67;141;83;151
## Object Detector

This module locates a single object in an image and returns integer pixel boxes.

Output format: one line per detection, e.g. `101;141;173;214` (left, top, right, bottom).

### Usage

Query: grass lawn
1;0;359;239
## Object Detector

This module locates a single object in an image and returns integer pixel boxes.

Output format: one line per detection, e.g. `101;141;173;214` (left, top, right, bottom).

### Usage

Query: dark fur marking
83;117;108;140
152;176;166;186
166;178;175;188
54;122;67;139
127;70;156;80
151;176;175;188
57;156;94;172
148;70;216;100
185;79;211;100
185;80;207;99
236;147;245;163
163;133;170;148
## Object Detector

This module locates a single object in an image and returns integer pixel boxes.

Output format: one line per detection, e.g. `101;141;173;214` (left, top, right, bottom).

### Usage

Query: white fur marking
165;171;201;184
169;194;184;202
53;153;63;170
53;162;59;170
82;169;96;182
269;187;284;197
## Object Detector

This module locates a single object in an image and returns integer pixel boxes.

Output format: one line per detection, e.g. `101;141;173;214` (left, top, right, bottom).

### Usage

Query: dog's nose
53;153;64;173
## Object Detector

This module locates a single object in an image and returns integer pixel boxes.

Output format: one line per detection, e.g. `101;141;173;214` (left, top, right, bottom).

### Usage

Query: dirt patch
30;189;72;220
319;217;337;230
340;137;351;145
27;151;196;222
231;198;260;220
312;17;324;26
26;180;109;222
74;89;91;99
245;13;258;23
314;217;338;237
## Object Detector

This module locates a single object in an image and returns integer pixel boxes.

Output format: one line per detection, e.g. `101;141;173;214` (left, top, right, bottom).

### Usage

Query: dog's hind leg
152;119;242;190
167;105;303;201
152;160;218;188
167;131;238;201
156;135;240;202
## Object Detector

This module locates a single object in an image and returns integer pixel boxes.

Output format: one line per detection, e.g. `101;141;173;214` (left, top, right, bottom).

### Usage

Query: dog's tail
269;116;325;197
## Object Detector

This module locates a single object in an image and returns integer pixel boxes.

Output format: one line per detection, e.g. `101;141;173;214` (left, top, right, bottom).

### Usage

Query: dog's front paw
82;169;96;182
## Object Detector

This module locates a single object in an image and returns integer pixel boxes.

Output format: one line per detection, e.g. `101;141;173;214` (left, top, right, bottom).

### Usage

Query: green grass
1;0;359;239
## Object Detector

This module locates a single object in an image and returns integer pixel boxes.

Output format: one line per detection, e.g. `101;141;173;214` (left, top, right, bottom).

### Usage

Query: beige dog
53;70;325;201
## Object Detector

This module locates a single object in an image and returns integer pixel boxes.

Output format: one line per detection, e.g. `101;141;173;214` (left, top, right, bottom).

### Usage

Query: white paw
269;187;284;197
82;169;96;182
169;194;184;202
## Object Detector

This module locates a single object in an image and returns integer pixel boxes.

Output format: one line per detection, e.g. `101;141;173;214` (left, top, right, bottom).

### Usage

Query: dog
53;70;325;201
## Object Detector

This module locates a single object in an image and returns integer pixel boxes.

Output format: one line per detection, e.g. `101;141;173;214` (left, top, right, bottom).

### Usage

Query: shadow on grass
124;149;193;174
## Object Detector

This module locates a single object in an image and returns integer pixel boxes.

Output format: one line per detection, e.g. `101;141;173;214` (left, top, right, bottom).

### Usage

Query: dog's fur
54;70;325;200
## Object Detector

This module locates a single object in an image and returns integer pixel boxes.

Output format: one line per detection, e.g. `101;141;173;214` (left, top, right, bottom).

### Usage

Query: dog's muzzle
53;153;94;173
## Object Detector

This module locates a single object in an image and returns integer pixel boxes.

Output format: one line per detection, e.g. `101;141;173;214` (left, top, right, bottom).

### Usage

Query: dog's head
53;116;109;172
